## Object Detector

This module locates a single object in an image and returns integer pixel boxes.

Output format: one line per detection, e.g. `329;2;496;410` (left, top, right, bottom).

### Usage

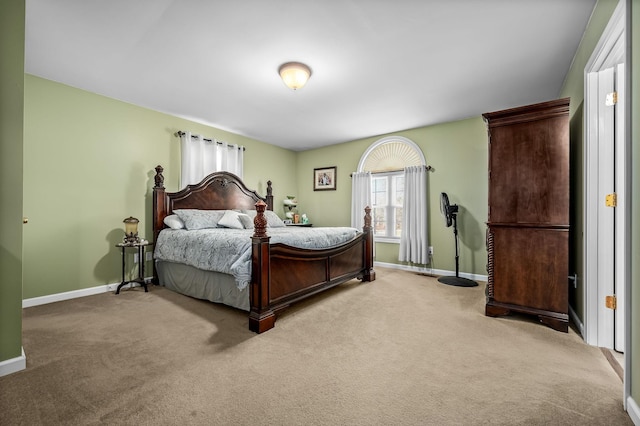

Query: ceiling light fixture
278;62;312;90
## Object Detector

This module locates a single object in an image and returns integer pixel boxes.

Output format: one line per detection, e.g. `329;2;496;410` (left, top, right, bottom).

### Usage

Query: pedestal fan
437;192;478;287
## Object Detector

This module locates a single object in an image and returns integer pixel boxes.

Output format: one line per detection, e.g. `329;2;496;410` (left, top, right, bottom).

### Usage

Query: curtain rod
350;165;433;177
176;131;246;151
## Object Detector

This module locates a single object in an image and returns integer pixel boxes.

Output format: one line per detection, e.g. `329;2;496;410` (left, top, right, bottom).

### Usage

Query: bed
152;165;376;333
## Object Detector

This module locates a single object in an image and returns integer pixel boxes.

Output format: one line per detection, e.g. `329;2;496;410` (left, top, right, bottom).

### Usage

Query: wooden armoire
483;98;570;332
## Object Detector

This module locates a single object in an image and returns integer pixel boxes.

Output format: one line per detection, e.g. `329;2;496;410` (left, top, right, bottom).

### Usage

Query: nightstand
115;240;153;294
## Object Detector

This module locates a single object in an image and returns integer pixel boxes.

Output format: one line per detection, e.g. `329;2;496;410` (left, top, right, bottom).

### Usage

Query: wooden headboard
152;165;274;244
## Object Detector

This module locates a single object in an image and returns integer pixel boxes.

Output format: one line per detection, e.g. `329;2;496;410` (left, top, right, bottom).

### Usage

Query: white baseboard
0;347;26;377
374;261;488;282
23;264;484;308
628;396;640;425
23;263;488;309
22;262;487;309
23;279;151;308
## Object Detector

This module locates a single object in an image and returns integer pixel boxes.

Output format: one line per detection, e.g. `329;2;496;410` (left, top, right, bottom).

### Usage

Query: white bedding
154;227;360;291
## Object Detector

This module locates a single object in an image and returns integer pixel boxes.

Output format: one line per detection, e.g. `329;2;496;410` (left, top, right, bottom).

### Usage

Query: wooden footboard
249;201;375;333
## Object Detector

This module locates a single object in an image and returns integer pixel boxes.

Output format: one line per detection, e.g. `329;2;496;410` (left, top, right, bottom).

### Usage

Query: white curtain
351;171;372;230
179;131;244;188
399;165;428;264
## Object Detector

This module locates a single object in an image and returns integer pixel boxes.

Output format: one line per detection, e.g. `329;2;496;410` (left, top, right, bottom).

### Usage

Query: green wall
22;75;490;296
22;75;298;299
296;117;489;276
0;0;25;363
23;3;624;298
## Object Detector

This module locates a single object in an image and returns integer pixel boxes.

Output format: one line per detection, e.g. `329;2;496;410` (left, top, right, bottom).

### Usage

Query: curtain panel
351;171;372;230
179;131;244;188
399;165;428;264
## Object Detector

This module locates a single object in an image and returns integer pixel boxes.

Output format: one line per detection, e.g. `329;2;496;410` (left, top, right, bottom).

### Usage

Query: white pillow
238;213;254;229
242;209;286;228
163;214;185;230
218;210;244;229
264;210;286;228
174;209;226;230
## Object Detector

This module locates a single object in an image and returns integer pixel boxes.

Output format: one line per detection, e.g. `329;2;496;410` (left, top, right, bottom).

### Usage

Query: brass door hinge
605;295;617;310
606;91;618;106
605;193;617;207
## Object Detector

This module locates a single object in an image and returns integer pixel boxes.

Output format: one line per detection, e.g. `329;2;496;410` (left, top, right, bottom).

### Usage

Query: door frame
583;0;629;406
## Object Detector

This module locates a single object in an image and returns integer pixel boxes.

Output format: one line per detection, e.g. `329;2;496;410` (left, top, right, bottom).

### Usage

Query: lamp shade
278;62;312;90
123;216;140;244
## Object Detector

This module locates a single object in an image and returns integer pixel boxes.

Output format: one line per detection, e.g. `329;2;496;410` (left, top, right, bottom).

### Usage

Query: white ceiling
25;0;596;151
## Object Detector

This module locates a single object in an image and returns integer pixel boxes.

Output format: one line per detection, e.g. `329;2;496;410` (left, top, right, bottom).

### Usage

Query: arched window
358;136;425;173
357;136;426;241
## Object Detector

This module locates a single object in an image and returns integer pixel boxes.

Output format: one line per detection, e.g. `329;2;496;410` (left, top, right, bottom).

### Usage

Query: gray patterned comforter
154;227;360;290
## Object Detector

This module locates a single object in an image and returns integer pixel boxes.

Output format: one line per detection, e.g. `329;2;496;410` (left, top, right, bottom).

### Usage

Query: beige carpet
0;268;631;425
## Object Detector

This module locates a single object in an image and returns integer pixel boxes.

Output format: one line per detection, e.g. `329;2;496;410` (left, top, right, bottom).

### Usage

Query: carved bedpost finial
253;200;268;238
364;206;372;229
266;180;272;197
154;165;165;189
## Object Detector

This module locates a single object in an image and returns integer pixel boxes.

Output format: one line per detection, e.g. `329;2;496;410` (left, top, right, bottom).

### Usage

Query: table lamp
123;216;140;244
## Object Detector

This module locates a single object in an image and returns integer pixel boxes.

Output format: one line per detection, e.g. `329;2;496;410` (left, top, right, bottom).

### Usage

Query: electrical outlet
428;246;434;255
145;251;153;261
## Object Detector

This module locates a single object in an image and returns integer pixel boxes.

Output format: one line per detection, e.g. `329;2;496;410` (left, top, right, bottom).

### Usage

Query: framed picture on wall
314;166;337;191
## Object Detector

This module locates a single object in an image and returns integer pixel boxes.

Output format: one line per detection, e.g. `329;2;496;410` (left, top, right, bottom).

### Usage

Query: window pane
393;175;404;206
394;207;403;237
373;207;387;236
372;177;387;207
374;191;387;206
372;177;386;192
370;173;406;237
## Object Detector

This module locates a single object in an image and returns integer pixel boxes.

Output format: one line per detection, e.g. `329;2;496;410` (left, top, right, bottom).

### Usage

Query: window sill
375;237;400;244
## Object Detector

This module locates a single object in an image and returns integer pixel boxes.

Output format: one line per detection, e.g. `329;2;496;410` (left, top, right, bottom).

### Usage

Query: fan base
437;276;478;287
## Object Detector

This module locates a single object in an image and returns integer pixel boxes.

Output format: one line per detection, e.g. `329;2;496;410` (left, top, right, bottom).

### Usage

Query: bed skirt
156;260;250;311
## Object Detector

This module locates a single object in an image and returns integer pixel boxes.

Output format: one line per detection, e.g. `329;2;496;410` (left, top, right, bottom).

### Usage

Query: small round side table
115;240;153;294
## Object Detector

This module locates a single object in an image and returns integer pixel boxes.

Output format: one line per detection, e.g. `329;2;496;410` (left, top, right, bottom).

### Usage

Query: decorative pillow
173;209;226;230
264;210;286;227
238;213;254;229
218;210;244;230
163;214;185;230
242;209;286;228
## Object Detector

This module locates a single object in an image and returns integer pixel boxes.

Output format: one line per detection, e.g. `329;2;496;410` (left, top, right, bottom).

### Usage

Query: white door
583;0;628;405
613;62;625;353
587;64;625;353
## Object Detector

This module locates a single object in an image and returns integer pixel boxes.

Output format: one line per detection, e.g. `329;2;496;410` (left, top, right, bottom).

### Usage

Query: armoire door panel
490;226;568;314
488;117;569;225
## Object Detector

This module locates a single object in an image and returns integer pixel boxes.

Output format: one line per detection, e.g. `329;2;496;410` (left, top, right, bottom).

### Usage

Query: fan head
440;192;458;227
